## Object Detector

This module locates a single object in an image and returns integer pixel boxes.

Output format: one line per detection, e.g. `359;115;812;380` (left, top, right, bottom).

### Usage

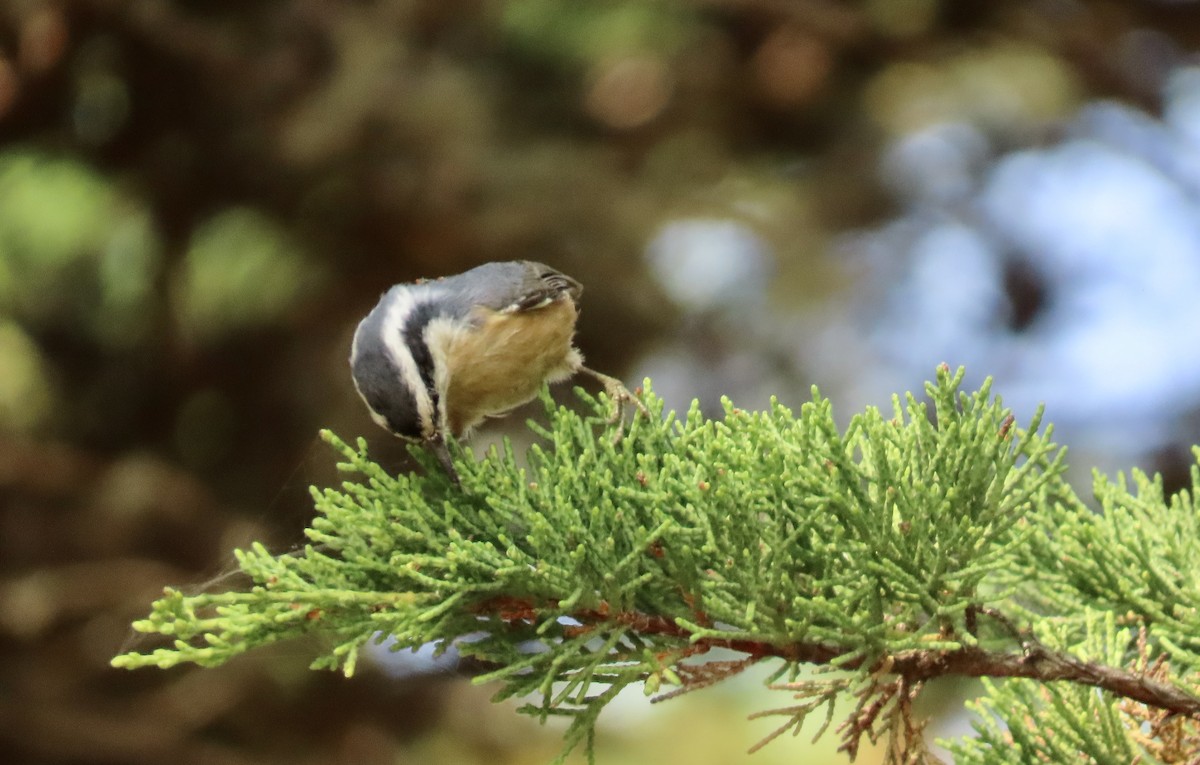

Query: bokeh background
4;0;1200;762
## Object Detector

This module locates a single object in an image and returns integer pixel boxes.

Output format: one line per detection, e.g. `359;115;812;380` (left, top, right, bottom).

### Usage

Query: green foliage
0;319;55;433
945;611;1144;764
114;367;1200;762
0;148;161;347
1019;458;1200;664
172;207;323;343
501;0;697;64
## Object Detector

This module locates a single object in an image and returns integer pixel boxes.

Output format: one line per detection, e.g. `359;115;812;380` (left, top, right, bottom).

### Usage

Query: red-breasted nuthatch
350;260;642;481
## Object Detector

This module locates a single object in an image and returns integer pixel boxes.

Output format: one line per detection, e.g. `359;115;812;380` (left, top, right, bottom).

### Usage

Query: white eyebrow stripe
378;286;438;438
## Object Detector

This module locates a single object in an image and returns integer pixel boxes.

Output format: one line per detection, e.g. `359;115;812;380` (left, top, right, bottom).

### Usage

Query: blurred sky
640;59;1200;486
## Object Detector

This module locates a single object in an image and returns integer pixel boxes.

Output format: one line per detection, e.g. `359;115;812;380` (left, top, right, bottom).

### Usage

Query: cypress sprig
114;366;1200;762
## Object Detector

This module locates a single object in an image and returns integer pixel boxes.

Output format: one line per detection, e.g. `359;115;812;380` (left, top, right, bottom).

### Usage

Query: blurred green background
5;0;1200;762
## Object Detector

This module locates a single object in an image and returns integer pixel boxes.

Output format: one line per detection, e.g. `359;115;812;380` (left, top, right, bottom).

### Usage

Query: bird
350;260;642;482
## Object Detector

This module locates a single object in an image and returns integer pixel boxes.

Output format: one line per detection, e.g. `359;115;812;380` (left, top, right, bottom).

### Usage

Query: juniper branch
502;598;1200;717
113;367;1200;762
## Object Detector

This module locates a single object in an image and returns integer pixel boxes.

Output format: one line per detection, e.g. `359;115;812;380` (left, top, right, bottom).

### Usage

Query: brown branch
556;605;1200;719
889;644;1200;716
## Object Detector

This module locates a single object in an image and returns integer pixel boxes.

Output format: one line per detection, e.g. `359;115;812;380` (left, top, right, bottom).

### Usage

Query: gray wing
434;261;582;318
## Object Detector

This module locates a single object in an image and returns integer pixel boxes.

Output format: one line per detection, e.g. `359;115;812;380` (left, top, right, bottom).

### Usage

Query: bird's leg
425;432;461;486
578;366;649;442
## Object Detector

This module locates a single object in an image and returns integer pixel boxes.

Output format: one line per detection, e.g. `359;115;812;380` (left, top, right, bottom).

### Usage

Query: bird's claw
579;366;649;444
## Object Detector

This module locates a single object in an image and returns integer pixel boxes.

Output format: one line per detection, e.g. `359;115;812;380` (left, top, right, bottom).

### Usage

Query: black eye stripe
401;300;442;415
350;343;424;438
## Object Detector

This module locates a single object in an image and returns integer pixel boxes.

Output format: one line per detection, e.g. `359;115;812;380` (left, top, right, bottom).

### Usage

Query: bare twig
531;603;1200;720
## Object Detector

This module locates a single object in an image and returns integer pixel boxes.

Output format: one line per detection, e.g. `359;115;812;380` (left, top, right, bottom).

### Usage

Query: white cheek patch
379;287;438;437
424;315;469;431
